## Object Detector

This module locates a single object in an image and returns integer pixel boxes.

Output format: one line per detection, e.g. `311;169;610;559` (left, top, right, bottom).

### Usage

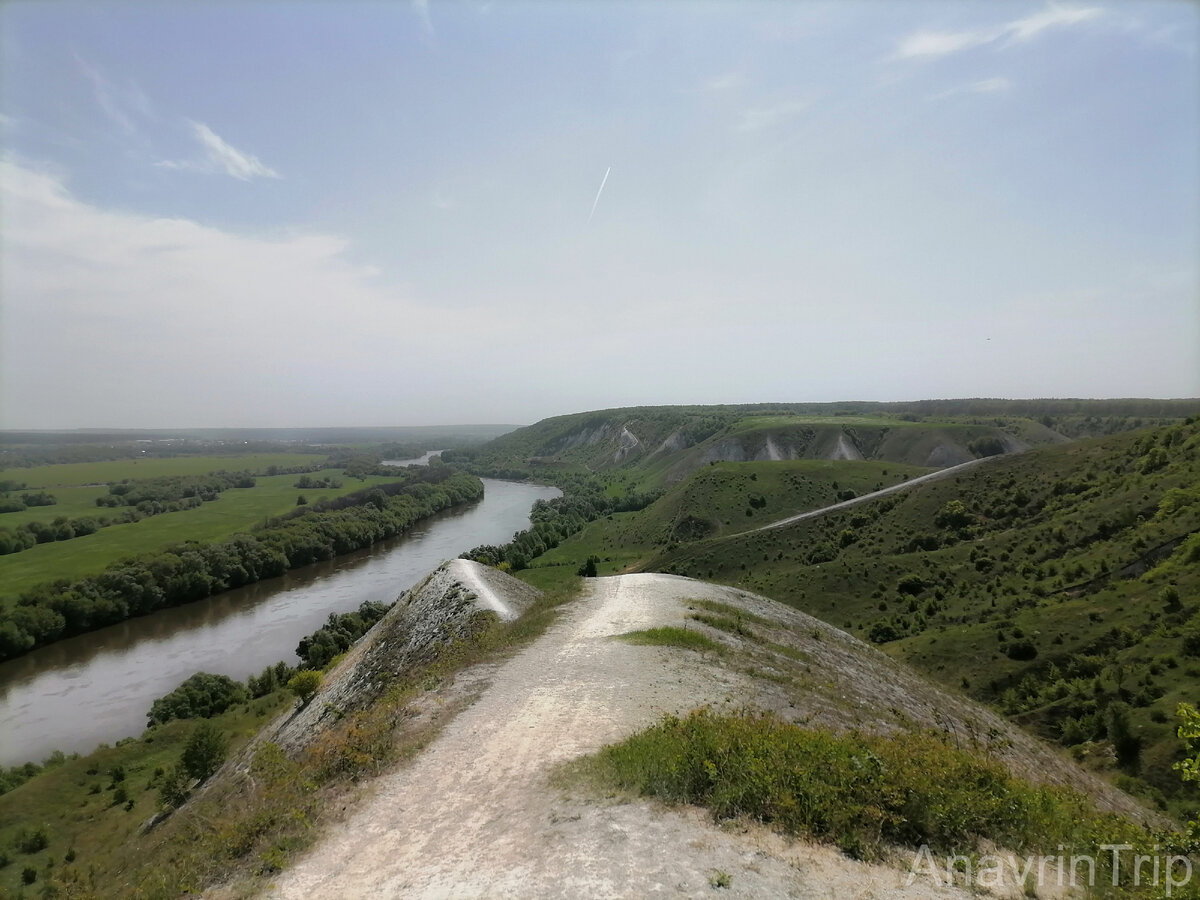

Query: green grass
0;691;293;898
616;626;723;653
0;454;322;489
562;708;1153;882
0;485;112;525
687;598;779;628
0;469;403;603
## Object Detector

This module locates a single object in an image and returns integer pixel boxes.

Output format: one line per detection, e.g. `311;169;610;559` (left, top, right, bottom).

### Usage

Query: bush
15;826;49;854
288;669;323;706
180;722;227;782
158;765;191;809
1005;640;1038;661
577;556;599;577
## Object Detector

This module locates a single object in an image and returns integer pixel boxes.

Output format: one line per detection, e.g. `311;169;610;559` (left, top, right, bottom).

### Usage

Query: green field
0;466;403;603
0;453;323;489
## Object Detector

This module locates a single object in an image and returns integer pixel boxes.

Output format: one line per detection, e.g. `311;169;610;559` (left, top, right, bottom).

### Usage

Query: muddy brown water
0;476;559;766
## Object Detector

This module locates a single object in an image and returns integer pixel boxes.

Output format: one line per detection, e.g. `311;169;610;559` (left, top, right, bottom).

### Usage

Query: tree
577;556;599;577
288;669;322;706
1172;704;1200;852
180;722;227;782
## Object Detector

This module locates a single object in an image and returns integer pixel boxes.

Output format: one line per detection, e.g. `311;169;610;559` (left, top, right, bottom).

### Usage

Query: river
0;476;559;766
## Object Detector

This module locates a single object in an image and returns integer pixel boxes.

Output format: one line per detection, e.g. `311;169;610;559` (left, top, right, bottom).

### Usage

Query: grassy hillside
527;459;931;585
650;421;1200;816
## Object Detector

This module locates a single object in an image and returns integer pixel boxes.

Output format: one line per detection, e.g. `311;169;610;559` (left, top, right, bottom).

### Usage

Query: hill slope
264;573;1154;899
652;420;1200;813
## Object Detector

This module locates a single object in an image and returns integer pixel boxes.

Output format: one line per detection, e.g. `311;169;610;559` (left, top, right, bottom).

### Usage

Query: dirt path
751;455;997;534
263;575;980;899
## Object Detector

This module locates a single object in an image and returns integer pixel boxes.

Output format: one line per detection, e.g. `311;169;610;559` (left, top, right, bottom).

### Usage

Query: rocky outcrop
266;560;540;756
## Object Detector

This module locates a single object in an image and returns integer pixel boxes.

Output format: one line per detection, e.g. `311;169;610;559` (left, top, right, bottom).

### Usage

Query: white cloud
1006;5;1101;42
736;98;810;131
157;121;280;181
893;5;1101;60
895;28;997;60
0;159;446;427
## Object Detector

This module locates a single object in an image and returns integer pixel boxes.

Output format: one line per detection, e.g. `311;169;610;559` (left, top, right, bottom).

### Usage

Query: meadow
0;458;406;604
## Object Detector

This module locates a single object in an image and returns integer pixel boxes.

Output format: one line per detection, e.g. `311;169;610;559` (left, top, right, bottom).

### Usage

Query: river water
0;476;558;766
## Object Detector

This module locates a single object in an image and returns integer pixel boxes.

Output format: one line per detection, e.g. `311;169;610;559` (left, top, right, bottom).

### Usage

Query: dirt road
264;575;978;899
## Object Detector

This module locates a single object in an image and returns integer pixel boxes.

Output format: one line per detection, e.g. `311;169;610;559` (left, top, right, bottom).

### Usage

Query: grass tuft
616;627;723;653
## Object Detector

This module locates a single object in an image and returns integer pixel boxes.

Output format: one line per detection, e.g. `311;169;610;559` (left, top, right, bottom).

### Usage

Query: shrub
158;765;191;809
15;826;49;854
1005;640;1038;661
181;722;227;782
288;669;323;706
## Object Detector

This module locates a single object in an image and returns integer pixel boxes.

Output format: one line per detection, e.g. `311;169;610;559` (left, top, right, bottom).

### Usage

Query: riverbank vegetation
0;467;483;661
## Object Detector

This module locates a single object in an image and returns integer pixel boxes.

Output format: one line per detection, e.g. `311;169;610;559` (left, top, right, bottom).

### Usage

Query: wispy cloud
157;121;279;181
893;5;1102;60
75;55;153;136
737;98;810;131
930;77;1012;100
1006;5;1101;42
895;29;995;60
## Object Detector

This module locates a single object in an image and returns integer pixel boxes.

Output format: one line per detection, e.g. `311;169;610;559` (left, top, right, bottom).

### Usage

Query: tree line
96;471;256;508
462;477;658;571
0;468;482;661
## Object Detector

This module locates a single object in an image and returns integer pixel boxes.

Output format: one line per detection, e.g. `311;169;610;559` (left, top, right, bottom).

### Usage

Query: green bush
15;826;49;854
287;669;323;705
180;722;227;782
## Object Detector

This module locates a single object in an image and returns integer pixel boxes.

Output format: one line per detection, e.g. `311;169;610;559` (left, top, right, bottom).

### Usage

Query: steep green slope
651;421;1200;815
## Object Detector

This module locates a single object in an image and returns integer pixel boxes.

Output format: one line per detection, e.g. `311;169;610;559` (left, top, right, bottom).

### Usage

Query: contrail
587;166;611;224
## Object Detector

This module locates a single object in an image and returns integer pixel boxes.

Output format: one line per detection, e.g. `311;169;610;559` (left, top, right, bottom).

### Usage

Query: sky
1;0;1197;429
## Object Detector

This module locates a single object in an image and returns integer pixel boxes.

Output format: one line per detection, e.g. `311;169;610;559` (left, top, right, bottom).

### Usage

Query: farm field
0;465;404;604
0;453;324;490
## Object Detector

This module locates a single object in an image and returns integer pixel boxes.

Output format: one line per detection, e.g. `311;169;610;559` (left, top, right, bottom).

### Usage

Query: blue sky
1;0;1197;428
